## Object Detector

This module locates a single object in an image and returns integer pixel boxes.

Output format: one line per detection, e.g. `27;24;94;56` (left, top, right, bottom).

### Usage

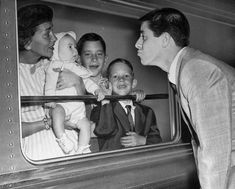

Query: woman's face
28;22;56;59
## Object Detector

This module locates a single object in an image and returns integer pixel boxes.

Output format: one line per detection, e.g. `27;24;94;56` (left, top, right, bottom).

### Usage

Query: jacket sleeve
91;103;117;137
144;106;162;144
83;78;100;95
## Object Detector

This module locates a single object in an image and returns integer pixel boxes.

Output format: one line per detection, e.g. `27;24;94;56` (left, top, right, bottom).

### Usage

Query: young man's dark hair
140;8;190;47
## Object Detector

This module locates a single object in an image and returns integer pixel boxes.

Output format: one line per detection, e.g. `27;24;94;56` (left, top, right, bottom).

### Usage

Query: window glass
18;0;176;162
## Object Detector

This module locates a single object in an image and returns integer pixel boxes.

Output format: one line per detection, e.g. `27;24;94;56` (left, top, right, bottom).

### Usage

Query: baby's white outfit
45;31;100;124
45;31;100;154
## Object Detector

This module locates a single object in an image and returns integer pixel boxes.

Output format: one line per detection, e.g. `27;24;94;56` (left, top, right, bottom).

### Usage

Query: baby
45;31;105;154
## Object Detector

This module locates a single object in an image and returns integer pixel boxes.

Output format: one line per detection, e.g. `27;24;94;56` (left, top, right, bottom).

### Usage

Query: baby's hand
94;88;105;101
132;89;146;102
45;102;57;108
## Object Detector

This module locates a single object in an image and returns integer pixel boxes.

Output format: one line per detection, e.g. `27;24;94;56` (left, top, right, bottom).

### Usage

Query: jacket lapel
175;47;200;147
134;104;145;134
113;102;131;132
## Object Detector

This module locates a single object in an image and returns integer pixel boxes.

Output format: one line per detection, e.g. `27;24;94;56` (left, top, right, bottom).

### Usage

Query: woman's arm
55;68;86;95
22;115;75;138
22;117;51;138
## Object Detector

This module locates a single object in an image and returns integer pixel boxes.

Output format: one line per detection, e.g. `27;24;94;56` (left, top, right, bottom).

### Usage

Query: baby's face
109;62;134;96
58;35;78;62
80;41;106;77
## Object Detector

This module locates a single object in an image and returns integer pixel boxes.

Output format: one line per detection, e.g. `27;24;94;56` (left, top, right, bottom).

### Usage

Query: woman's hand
54;68;86;95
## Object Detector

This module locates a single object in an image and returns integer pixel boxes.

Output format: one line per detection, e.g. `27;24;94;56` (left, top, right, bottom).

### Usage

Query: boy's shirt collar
119;100;135;113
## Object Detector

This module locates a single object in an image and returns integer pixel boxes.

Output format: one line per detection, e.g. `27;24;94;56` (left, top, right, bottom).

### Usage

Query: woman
18;4;84;160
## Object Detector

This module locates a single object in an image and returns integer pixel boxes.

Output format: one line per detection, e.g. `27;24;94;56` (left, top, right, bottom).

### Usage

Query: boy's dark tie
125;105;135;132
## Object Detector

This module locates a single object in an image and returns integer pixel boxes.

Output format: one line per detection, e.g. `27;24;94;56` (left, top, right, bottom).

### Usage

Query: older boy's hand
99;79;112;95
131;89;145;102
94;88;105;101
120;132;146;147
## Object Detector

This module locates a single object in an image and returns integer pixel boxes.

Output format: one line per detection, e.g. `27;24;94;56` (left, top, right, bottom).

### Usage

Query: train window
18;0;180;163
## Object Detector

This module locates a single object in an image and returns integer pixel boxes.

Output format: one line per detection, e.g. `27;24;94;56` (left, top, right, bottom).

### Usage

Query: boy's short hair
76;33;106;55
106;58;134;78
18;4;53;51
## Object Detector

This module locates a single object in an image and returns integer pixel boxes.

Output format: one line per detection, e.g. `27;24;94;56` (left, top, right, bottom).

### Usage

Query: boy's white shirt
119;100;136;124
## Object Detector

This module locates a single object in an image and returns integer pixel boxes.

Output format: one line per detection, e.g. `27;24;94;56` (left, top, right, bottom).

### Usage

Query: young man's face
135;21;163;67
109;62;137;96
58;35;78;62
79;41;107;77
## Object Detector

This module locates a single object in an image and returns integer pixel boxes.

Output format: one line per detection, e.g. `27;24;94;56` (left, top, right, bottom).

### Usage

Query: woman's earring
25;45;31;50
25;41;32;50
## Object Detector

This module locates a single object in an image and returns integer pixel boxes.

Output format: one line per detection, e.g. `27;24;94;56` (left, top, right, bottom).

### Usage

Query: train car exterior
0;0;234;188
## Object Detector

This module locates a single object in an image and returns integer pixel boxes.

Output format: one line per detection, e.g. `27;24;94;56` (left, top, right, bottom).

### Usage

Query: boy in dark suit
91;58;162;151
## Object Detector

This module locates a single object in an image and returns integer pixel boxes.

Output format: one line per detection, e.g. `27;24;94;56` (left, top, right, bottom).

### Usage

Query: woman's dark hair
18;4;53;51
140;8;190;47
106;58;134;78
76;33;106;56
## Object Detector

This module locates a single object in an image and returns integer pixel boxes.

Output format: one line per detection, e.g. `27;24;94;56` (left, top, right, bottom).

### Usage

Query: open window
18;0;181;163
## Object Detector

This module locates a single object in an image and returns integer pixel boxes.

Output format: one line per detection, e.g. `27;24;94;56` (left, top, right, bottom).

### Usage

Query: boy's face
79;41;107;77
58;35;78;62
109;62;137;96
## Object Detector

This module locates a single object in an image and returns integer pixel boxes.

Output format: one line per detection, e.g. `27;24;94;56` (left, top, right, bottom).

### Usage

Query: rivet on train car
7;95;12;98
9;130;13;135
8;119;12;122
7;83;11;87
5;45;9;49
5;21;9;25
4;9;8;13
10;154;14;158
9;142;13;147
5;57;9;61
5;33;9;37
8;107;12;111
6;70;10;73
10;166;15;170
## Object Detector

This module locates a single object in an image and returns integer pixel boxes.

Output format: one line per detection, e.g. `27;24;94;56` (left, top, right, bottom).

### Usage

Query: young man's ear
132;78;137;89
161;32;171;48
